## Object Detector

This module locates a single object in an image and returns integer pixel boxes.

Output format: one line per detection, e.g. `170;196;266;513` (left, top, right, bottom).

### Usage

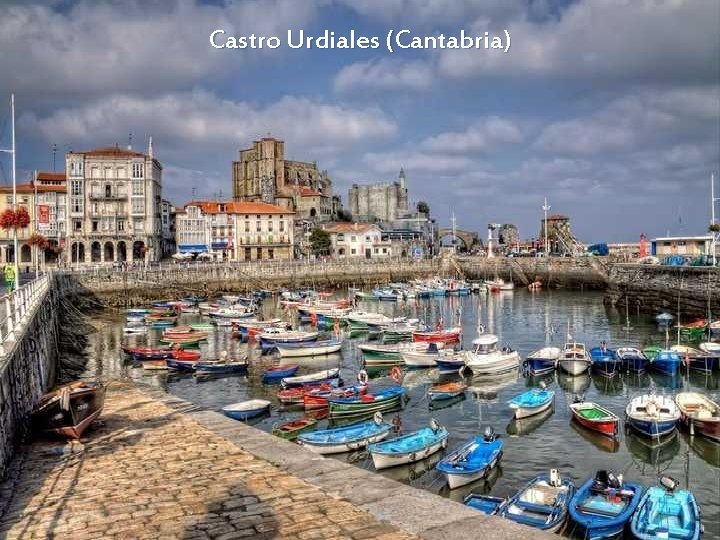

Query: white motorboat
276;340;343;358
557;342;591;376
463;334;520;375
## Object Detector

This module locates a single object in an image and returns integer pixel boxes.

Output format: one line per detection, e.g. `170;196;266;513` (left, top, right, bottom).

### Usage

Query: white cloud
438;0;719;83
334;59;433;92
534;87;720;155
21;90;398;167
0;0;318;97
363;150;480;175
336;0;526;25
420;117;523;153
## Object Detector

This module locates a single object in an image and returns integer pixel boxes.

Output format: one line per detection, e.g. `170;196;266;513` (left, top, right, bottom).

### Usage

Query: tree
417;201;430;215
335;209;353;222
309;228;331;255
709;223;720;233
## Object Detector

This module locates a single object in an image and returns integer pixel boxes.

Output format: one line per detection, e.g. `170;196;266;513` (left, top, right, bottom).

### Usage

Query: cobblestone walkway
0;382;420;540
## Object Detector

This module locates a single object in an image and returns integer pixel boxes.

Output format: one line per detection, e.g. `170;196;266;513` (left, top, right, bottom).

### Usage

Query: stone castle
348;169;408;222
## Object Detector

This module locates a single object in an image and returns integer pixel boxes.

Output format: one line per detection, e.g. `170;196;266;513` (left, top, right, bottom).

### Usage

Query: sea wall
455;256;611;289
63;259;443;307
604;264;720;319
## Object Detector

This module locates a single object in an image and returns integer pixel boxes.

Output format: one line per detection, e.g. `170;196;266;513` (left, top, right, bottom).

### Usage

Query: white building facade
65;142;163;264
323;222;392;259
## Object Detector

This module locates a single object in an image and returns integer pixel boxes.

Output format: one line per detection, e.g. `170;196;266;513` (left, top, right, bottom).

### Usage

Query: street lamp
711;173;719;266
0;94;19;290
542;197;551;258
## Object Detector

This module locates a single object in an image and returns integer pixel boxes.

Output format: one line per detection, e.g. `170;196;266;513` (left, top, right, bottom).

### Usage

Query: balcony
89;194;128;201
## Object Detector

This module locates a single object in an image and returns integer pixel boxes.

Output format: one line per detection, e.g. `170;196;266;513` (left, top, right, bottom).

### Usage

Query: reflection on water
84;288;720;537
506;404;554;436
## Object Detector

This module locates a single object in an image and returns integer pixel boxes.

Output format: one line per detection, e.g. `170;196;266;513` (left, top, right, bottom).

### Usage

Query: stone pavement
0;382;547;540
0;382;419;540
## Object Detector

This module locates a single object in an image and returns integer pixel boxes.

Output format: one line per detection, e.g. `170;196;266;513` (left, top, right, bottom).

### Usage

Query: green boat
327;386;405;417
354;292;379;302
358;343;404;361
190;322;215;331
643;346;661;360
271;418;317;440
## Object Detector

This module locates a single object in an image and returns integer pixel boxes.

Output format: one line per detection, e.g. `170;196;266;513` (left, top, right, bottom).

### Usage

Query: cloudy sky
0;0;718;242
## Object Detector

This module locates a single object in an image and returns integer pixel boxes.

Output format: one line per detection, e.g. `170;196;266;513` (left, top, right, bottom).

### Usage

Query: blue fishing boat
652;349;682;376
437;427;503;489
464;494;507;515
508;387;554;419
327;386;405;417
297;413;392;454
281;368;340;388
262;364;299;383
435;355;465;371
525;347;561;375
222;399;270;421
368;420;449;469
569;471;643;539
615;347;648;373
499;470;575;532
589;346;620;377
631;477;701;540
625;394;680;438
195;360;248;375
165;358;197;372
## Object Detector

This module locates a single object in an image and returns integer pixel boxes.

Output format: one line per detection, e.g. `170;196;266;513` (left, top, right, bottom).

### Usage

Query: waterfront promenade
0;382;538;540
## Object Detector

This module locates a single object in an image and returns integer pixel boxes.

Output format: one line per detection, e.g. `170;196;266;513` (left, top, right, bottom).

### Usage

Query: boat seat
696;409;712;419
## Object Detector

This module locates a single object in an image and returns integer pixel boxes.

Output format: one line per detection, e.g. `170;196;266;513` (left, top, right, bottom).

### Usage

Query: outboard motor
549;469;561;487
592;470;609;493
607;472;621;489
483;426;496;442
659;476;679;493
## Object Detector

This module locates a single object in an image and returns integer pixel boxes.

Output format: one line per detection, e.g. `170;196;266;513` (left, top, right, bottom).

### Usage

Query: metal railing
0;274;51;356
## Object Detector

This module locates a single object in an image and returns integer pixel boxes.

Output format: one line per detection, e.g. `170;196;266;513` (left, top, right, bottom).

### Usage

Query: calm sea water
84;289;720;538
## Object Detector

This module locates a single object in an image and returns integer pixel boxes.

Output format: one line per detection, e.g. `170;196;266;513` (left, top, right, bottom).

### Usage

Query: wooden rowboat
31;382;106;439
428;381;466;401
675;392;720;441
272;417;318;440
569;401;619;438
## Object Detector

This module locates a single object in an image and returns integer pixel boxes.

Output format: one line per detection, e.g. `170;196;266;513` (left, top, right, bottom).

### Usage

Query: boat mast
711;173;718;266
543;197;550;257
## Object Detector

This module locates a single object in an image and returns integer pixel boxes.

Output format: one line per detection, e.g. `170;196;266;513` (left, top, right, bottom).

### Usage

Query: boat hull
558;358;591;376
569;478;643;540
369;427;449;470
570;404;619;438
276;343;343;358
465;352;520;375
526;358;556;375
512;398;553;419
297;422;392;454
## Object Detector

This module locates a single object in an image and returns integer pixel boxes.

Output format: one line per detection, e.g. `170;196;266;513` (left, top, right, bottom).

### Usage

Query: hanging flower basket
0;208;31;230
28;233;48;249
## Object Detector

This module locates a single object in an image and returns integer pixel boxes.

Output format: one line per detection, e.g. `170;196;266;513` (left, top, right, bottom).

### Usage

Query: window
374;248;378;254
256;247;262;260
268;221;273;232
256;221;261;232
132;199;144;214
69;161;83;177
382;248;387;254
268;248;274;260
132;163;144;178
244;247;251;261
351;248;356;255
244;221;250;232
71;198;82;213
71;180;82;196
279;220;284;232
105;184;112;198
351;236;356;242
366;236;371;242
92;221;98;232
118;220;125;231
132;180;143;196
73;220;82;231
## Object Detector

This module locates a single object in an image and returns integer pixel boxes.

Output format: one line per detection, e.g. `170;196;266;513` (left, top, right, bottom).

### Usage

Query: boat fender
409;452;417;462
373;412;384;425
441;438;448;449
430;418;441;432
357;369;369;385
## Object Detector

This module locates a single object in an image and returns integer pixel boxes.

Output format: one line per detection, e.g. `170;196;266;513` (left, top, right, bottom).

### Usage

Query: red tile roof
323;222;378;234
0;182;66;194
180;200;293;215
299;186;323;197
547;214;569;221
71;146;148;158
35;171;66;182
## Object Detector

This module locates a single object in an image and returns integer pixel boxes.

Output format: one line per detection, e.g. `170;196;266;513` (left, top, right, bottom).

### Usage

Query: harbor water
84;289;720;538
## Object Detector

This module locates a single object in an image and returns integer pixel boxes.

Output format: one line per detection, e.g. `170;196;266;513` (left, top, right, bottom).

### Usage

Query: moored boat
675;392;720;441
368;420;449;469
222;399;271;421
568;471;643;540
297;413;392;454
436;427;503;489
412;326;461;344
615;347;649;373
194;357;248;375
271;417;318;440
427;381;466;401
262;364;299;383
499;470;575;532
301;383;367;409
569;401;619;438
281;368;341;388
589;345;620;377
277;383;334;405
651;349;682;376
31;382;106;439
122;346;173;361
275;339;343;358
508;387;554;419
630;477;701;540
327;386;405;417
625;393;680;438
463;334;520;375
671;344;718;373
557;342;591;376
525;347;561;375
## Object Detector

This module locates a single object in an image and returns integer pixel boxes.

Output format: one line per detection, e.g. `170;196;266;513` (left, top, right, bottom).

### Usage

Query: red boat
412;327;462;344
303;384;368;410
277;384;334;405
122;346;173;360
171;349;201;361
569;401;619;437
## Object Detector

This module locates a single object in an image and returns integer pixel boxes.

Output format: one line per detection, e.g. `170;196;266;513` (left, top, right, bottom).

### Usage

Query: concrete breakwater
604;264;720;319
